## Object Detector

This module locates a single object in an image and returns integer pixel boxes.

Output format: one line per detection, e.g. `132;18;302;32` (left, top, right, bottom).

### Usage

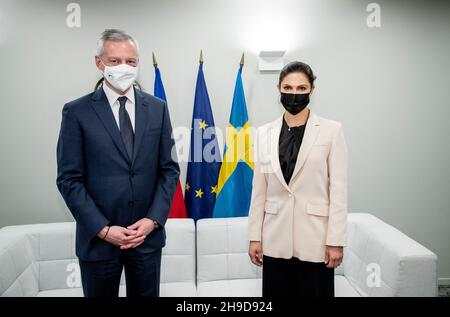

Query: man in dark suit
56;29;180;297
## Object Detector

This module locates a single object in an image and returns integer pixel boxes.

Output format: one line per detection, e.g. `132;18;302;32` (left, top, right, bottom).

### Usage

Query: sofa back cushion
161;219;196;284
196;217;262;283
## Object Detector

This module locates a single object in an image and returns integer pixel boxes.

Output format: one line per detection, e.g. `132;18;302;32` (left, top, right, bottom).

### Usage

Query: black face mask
280;92;310;115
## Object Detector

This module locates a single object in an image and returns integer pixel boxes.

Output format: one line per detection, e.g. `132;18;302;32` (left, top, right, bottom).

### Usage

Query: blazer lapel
288;111;321;185
131;88;149;167
90;88;130;164
268;114;292;193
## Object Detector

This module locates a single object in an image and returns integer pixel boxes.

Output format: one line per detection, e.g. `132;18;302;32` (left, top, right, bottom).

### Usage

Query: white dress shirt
102;82;136;132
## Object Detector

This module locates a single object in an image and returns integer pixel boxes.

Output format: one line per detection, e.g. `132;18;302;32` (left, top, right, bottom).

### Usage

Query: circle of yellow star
199;120;208;130
185;183;190;191
211;185;218;194
195;188;204;198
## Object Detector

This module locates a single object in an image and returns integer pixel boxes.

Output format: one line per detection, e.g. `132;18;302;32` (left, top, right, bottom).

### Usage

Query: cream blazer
248;111;348;263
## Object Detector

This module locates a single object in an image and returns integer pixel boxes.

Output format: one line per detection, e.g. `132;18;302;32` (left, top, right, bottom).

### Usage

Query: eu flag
185;58;221;221
213;56;254;218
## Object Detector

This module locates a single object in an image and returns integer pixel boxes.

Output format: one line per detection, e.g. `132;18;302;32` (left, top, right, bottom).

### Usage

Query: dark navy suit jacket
57;86;180;261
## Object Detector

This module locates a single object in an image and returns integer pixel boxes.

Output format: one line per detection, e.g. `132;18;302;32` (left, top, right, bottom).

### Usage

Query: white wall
0;0;449;280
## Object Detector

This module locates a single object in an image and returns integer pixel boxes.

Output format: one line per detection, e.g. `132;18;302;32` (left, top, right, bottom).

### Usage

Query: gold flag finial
240;52;245;67
199;50;204;64
152;52;158;67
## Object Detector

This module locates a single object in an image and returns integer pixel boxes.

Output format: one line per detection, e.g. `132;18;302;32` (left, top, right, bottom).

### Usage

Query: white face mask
101;60;138;92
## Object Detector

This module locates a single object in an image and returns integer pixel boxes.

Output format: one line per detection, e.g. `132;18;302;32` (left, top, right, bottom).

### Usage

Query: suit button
288;194;292;198
128;201;134;207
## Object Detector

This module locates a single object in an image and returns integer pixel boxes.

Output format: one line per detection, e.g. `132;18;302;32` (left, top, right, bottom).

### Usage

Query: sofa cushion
197;279;262;297
160;219;196;285
196;217;262;283
335;275;361;297
197;276;361;297
37;282;197;297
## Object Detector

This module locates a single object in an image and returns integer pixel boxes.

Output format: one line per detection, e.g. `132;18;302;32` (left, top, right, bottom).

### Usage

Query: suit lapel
132;88;149;167
288;111;321;185
269;115;291;192
90;87;130;164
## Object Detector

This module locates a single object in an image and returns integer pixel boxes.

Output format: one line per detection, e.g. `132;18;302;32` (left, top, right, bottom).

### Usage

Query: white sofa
0;213;437;297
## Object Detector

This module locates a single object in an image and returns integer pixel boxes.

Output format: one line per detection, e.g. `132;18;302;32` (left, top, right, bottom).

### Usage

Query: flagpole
199;50;204;64
240;52;244;67
152;52;158;67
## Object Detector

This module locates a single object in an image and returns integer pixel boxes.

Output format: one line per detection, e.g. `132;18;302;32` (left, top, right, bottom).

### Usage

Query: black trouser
262;255;334;297
79;249;161;297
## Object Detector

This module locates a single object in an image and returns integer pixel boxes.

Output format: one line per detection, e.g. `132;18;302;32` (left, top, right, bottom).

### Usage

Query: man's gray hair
97;29;139;56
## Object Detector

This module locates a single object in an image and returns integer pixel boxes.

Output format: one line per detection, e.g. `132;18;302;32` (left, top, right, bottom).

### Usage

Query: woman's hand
325;246;343;268
248;241;263;266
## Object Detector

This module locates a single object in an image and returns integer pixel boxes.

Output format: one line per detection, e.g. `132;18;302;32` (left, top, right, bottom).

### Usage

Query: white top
102;82;136;132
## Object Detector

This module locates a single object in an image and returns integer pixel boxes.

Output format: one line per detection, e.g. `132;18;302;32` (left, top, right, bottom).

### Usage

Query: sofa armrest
345;213;438;297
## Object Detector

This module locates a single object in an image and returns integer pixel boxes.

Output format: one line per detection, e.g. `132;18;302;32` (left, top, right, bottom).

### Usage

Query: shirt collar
102;81;135;106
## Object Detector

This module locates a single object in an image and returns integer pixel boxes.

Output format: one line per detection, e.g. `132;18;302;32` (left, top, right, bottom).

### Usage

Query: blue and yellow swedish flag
185;58;221;221
213;57;254;218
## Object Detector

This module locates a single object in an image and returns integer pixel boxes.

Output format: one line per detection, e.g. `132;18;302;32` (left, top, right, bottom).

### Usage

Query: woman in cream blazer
248;61;348;297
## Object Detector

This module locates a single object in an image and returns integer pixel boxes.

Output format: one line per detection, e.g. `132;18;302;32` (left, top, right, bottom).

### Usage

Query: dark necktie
118;96;134;161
